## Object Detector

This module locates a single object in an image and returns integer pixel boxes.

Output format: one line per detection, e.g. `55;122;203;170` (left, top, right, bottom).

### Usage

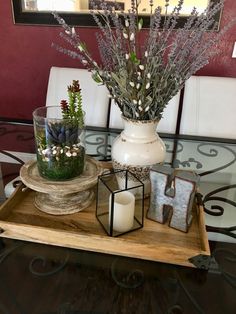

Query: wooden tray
0;183;210;268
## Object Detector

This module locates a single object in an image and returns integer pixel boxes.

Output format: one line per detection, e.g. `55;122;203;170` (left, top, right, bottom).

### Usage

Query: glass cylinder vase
33;106;85;181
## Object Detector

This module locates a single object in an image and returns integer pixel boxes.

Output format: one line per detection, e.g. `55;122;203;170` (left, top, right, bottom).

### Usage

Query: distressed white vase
111;116;166;196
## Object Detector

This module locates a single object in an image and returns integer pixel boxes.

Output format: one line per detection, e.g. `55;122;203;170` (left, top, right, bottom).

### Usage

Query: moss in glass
33;106;85;180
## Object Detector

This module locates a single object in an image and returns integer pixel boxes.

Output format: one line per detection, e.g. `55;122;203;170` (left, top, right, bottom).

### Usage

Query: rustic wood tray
0;183;210;268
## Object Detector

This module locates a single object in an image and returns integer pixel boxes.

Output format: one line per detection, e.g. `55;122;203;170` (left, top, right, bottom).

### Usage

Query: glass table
0;120;235;314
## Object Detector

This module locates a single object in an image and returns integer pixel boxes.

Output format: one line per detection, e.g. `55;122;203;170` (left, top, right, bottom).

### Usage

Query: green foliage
60;80;84;128
92;72;103;84
130;52;140;65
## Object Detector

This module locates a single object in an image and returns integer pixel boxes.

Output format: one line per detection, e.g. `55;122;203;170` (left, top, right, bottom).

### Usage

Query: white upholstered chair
109;92;181;133
180;76;236;139
179;76;236;243
46;66;110;127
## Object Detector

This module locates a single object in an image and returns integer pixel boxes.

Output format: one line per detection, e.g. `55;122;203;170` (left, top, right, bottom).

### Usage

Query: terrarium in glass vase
33;80;85;180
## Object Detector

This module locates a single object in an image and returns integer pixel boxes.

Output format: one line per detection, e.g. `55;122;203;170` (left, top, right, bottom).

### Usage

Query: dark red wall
0;0;236;120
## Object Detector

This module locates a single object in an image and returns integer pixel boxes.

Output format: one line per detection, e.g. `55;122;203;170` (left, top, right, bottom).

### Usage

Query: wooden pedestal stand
20;156;103;215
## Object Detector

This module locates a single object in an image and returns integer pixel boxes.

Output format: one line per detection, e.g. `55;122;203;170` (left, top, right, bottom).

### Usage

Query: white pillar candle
110;191;135;233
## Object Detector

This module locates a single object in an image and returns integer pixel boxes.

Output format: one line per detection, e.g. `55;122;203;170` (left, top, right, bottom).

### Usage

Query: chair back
180;76;236;139
46;67;110;127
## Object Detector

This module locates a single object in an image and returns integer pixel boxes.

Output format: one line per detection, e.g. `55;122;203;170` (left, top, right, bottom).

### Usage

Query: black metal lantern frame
96;170;144;237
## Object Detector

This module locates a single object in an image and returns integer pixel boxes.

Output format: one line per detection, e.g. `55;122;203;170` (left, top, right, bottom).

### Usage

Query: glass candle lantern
96;170;144;237
33;106;85;181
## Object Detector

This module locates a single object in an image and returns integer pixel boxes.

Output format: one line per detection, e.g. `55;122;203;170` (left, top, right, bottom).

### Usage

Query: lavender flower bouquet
53;0;233;121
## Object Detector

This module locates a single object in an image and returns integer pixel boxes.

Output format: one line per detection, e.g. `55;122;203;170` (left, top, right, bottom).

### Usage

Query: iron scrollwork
197;143;236;177
29;253;69;276
197;144;236;239
85;131;117;160
171;142;236;240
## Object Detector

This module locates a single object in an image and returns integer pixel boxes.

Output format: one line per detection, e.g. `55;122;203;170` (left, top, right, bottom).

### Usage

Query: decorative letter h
147;168;197;232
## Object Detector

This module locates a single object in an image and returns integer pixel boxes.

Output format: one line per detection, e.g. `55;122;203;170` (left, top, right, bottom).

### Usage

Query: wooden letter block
147;165;199;232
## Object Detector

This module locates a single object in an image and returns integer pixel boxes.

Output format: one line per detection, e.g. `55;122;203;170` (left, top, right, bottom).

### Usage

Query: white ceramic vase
111;116;166;195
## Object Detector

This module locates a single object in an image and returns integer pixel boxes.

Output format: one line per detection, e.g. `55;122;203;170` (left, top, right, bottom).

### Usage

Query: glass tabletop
0;120;235;314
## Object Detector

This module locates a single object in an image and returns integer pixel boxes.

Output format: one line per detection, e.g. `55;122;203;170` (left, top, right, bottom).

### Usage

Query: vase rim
33;106;85;122
121;115;160;124
33;105;60;115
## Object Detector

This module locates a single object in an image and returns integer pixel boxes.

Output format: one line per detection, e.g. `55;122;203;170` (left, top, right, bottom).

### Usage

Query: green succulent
60;80;84;128
45;121;81;146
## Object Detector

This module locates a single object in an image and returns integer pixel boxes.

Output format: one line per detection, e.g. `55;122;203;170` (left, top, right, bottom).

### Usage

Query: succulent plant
46;121;81;146
60;80;84;128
